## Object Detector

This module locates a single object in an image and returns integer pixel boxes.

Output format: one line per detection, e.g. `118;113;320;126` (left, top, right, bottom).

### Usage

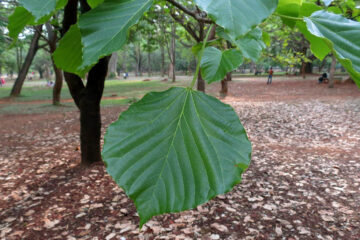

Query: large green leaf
78;0;153;70
304;10;360;87
296;3;330;60
19;0;57;22
102;87;252;227
235;28;266;61
8;0;68;40
201;47;243;83
276;0;303;27
195;0;278;38
217;27;266;61
54;0;153;76
8;7;34;39
52;25;89;77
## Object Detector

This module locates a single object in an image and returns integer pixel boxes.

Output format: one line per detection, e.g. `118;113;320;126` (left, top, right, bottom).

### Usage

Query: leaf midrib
148;89;191;206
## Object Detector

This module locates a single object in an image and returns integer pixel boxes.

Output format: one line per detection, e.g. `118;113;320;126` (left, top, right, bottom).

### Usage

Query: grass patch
0;78;189;115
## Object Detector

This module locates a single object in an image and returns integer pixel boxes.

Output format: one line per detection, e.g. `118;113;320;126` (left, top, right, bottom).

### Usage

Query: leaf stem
190;24;214;89
274;13;304;21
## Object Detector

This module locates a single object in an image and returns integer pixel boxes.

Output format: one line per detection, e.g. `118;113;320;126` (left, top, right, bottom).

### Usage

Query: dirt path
0;79;360;239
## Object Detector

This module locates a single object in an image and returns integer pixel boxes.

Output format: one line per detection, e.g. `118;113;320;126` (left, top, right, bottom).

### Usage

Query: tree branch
166;0;213;24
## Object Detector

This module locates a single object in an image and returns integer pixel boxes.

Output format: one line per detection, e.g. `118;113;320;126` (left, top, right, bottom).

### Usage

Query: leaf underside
196;0;278;38
304;10;360;87
102;87;252;227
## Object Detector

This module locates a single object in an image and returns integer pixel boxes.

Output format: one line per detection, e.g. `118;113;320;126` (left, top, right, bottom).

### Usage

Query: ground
0;76;359;240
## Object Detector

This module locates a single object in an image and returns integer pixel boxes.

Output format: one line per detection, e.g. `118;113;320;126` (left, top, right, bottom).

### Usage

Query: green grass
0;78;189;115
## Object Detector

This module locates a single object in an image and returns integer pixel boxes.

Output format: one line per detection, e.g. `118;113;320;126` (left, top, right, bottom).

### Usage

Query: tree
10;25;43;97
9;0;360;228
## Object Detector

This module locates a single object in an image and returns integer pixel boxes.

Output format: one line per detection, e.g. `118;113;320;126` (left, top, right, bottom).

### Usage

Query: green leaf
87;0;104;8
298;2;322;17
9;0;67;38
304;10;360;87
19;0;57;22
296;3;330;60
78;0;153;71
276;0;302;27
191;39;220;56
262;31;271;47
235;28;266;61
56;0;69;9
216;27;265;61
195;0;278;38
53;0;153;76
102;87;252;227
52;24;88;78
201;47;243;83
8;7;34;39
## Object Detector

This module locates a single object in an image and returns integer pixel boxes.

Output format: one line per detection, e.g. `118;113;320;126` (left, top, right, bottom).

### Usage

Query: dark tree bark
134;43;142;76
107;52;118;77
220;79;228;97
62;0;110;165
220;72;231;97
10;26;42;97
166;21;176;82
147;51;151;77
329;55;336;88
300;62;313;75
79;57;110;165
161;44;165;77
197;70;205;92
38;69;44;79
46;22;64;105
16;45;23;73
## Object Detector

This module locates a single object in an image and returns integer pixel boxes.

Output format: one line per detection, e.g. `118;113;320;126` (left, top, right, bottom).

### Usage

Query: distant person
318;73;328;83
267;67;274;84
0;77;5;87
123;72;127;79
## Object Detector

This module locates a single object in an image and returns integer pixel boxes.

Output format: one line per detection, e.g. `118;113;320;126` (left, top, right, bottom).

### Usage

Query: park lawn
0;78;189;115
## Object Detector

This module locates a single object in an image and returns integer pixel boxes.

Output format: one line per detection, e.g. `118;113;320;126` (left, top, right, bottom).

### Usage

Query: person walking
267;67;274;84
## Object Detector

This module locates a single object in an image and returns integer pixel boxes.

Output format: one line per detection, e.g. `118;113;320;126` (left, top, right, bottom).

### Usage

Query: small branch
166;0;213;24
164;30;193;48
169;9;200;42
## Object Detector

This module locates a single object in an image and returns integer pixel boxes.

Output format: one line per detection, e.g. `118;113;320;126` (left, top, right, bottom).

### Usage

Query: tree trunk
10;25;42;97
46;22;64;105
134;43;142;77
79;57;109;165
44;64;51;80
227;72;232;81
161;45;165;77
16;45;23;74
197;70;205;92
107;52;118;77
38;69;43;79
147;51;151;77
300;62;313;75
220;78;228;97
196;25;216;92
170;22;176;82
52;63;63;105
62;0;110;165
329;55;336;88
